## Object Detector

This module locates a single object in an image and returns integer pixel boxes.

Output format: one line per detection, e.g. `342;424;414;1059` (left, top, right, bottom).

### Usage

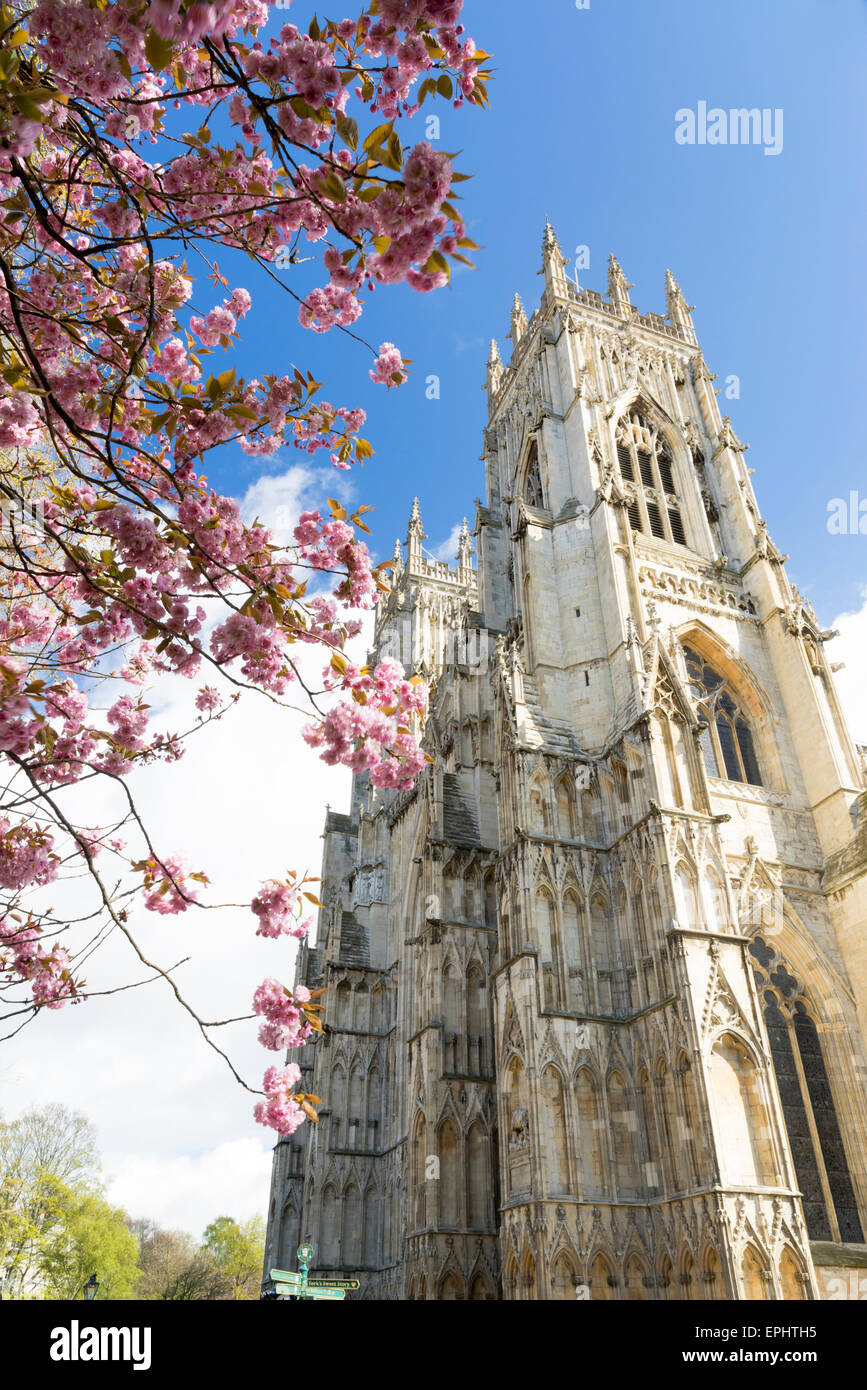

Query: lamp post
84;1273;99;1301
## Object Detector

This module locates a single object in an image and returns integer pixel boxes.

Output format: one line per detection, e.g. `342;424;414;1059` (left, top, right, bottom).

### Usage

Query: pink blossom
369;342;407;387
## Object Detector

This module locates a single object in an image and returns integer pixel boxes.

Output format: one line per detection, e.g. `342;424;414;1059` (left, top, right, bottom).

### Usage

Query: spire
458;516;473;577
541;218;570;295
665;269;697;344
391;536;403;574
508;292;528;350
607;253;633;311
485;337;503;404
406;496;425;568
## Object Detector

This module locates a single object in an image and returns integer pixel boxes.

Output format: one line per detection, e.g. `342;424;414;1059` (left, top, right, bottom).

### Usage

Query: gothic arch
677;623;783;788
412;1111;427;1229
779;1246;807;1301
750;930;864;1243
741;1243;768;1300
466;1120;490;1230
575;1065;606;1197
707;1032;776;1187
589;1249;617;1301
540;1063;570;1194
701;1245;724;1301
550;1249;580;1300
607;1068;641;1198
624;1252;651;1302
439;1271;464;1301
469;1270;494;1301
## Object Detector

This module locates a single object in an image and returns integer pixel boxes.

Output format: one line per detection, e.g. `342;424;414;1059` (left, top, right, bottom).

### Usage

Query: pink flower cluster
253;978;312;1052
141;854;201;915
0;918;83;1009
0;819;59;893
370;342;407;388
293;510;378;609
251;881;311;940
304;656;427;790
253;1063;306;1135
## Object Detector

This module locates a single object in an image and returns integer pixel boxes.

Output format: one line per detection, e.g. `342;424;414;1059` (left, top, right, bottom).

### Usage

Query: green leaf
436;74;453;98
363;121;393;153
321;170;347;203
335;112;358;149
145;29;176;73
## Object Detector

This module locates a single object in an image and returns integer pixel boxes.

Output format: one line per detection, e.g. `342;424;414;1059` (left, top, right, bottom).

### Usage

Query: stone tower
264;224;867;1301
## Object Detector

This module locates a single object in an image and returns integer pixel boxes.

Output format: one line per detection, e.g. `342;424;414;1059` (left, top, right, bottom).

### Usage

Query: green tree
0;1104;100;1298
202;1215;266;1301
39;1180;139;1301
134;1225;228;1301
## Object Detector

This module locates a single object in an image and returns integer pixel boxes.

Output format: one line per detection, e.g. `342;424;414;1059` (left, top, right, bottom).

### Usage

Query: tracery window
682;645;762;786
523;439;544;509
749;936;863;1243
615;411;686;546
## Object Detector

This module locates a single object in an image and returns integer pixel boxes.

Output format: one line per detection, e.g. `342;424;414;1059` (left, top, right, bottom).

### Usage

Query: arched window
342;1182;361;1267
780;1247;807;1301
575;1068;605;1197
624;1254;650;1301
555;773;577;838
541;1066;570;1193
470;1272;493;1301
523;438;544;509
608;1071;641;1198
439;1119;460;1227
412;1113;427;1229
639;1068;662;1196
741;1245;767;1301
615;410;686;546
708;1034;775;1186
330;1063;346;1148
466;964;487;1076
683;645;763;786
562;892;586;1011
466;1122;489;1230
703;1249;723;1301
589;1252;616;1301
550;1252;579;1300
529;780;549;833
750;936;863;1243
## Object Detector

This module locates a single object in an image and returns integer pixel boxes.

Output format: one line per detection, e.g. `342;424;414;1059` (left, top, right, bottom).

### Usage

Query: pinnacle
488;337;501;365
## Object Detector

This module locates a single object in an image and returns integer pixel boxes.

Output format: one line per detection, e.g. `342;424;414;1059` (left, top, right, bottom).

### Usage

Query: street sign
297;1245;314;1264
270;1269;303;1285
300;1287;345;1301
307;1278;360;1291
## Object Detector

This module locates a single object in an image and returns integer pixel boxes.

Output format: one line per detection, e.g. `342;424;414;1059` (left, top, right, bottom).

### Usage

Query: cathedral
263;226;867;1300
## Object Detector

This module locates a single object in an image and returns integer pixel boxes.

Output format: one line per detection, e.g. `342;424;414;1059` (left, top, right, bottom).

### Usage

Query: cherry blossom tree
0;0;489;1131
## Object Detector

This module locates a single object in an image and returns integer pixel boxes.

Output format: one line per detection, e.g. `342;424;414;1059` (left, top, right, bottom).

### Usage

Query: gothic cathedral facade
264;226;867;1300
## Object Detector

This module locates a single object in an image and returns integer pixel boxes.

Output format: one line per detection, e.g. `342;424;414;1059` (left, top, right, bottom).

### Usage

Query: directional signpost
268;1247;359;1302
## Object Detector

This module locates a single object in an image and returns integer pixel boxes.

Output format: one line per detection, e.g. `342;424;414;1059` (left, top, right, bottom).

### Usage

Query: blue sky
207;0;867;628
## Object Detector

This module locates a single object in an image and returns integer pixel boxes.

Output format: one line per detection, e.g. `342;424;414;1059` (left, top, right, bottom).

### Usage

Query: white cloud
104;1139;274;1237
430;521;462;563
831;587;867;745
